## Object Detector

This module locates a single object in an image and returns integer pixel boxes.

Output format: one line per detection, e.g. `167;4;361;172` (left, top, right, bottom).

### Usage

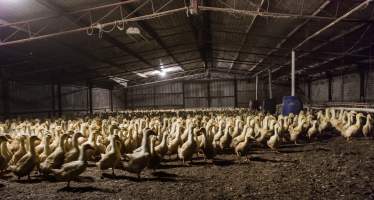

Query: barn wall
310;79;329;103
92;88;110;112
366;71;374;102
0;81;4;115
112;88;125;111
0;81;119;118
297;70;371;104
125;79;273;109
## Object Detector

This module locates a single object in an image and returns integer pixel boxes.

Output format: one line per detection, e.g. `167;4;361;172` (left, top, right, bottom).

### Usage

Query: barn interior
0;0;374;199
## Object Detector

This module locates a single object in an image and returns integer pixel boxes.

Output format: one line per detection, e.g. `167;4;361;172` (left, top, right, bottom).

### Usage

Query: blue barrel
282;96;303;115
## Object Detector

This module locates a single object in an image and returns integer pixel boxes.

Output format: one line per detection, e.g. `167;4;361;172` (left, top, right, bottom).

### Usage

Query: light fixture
159;69;166;77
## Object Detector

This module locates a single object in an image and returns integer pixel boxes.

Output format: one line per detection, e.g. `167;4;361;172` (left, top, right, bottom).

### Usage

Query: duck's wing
15;153;31;166
54;161;84;177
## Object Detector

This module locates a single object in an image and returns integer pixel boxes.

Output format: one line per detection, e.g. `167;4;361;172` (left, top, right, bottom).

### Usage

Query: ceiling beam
34;0;159;71
228;0;265;72
188;6;206;69
125;3;185;70
250;1;331;75
271;23;369;74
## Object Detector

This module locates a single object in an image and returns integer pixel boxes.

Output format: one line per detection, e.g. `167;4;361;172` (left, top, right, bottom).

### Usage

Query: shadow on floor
57;186;116;193
250;156;298;164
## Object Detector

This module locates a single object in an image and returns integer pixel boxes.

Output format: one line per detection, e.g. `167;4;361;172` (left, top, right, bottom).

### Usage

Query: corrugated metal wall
0;81;4;115
366;71;374;102
310;79;329;103
112;88;125;111
183;81;208;108
236;80;252;107
210;80;235;107
343;73;360;102
0;81;124;117
61;85;88;111
332;75;343;101
301;71;369;103
92;88;110;112
9;82;53;114
154;82;183;107
125;79;274;108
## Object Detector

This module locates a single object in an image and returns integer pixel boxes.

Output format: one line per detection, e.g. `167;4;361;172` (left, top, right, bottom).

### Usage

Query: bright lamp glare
159;70;166;77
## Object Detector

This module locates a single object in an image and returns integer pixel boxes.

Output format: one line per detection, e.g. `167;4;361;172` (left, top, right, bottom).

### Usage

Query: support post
255;75;259;100
207;81;211;107
51;84;55;116
359;68;366;102
109;88;113;112
123;88;127;109
234;79;238;107
268;69;272;99
291;50;296;96
57;83;62;117
327;73;332;102
307;80;311;101
1;77;9;119
88;82;93;115
182;81;185;108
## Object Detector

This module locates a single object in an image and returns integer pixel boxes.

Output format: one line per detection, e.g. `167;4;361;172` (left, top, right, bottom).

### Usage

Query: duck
231;124;249;147
154;130;168;158
40;133;69;174
178;124;198;165
10;136;41;180
289;119;305;144
212;120;225;149
362;114;373;138
123;128;156;179
255;119;275;144
38;134;52;162
0;135;12;163
51;144;94;188
167;122;182;157
234;133;252;163
267;123;281;150
342;113;364;141
97;135;122;176
64;132;83;163
147;136;162;171
199;127;216;161
307;120;319;140
219;123;233;151
0;136;9;172
10;135;27;165
82;130;100;160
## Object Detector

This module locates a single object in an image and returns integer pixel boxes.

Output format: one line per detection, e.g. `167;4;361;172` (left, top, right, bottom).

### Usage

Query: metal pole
109;88;113;112
57;83;62;117
268;69;272;99
255;75;258;100
88;82;93;115
291;50;295;96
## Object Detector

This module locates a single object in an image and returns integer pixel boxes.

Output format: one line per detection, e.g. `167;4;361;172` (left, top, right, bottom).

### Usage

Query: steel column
88;82;93;115
255;75;259;100
291;50;295;96
57;83;62;117
109;88;113;112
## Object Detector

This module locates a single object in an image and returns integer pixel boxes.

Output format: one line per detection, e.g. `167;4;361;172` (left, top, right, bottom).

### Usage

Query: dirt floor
1;134;374;200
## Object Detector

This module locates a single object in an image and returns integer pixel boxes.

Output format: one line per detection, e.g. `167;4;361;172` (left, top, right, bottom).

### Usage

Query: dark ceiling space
1;0;374;88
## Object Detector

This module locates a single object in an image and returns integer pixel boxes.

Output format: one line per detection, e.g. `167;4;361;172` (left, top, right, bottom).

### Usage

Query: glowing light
159;70;166;77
